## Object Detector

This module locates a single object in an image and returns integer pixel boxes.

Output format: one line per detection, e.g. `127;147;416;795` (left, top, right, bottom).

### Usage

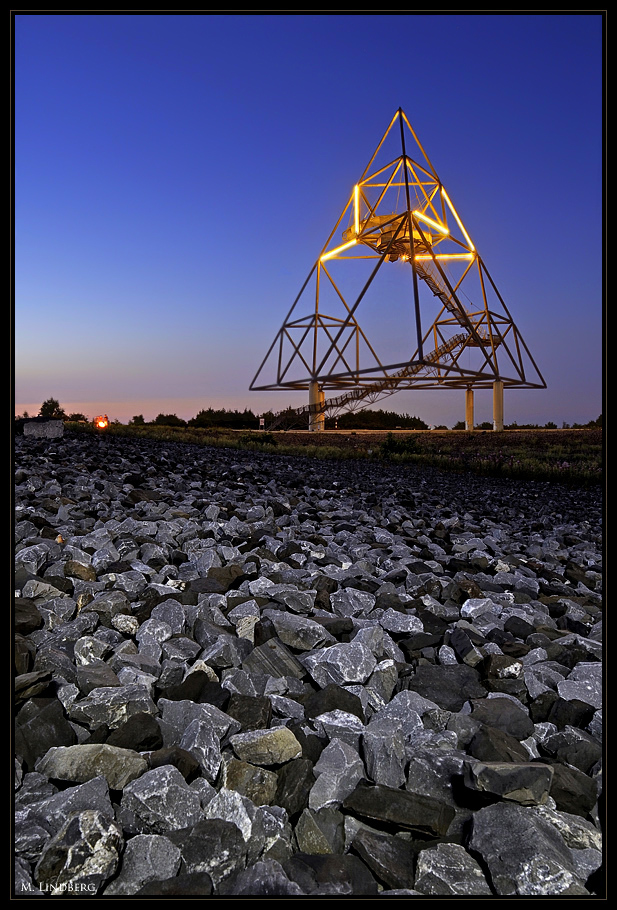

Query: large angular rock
469;695;535;741
294;807;345;855
119;765;204;835
363;719;406;788
414;842;492;894
402;664;487;711
469;802;589;895
15;697;78;772
301;641;377;688
557;663;602;710
274;757;316;818
350;824;418;891
283;852;379;895
157;697;240;745
263;610;336;651
167;818;248;887
343;780;456;837
242;637;306;678
218;858;306;895
35;744;148;790
103;834;182;895
463;760;554;806
68;685;158;730
229;727;303;766
308;739;365;811
15;776;115;850
221;757;279;805
33;809;123;895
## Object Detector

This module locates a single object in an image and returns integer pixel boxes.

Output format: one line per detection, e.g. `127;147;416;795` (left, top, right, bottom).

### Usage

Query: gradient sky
13;12;604;428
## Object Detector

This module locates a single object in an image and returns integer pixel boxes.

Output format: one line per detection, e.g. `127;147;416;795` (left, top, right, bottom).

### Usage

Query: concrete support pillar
308;381;325;432
465;388;474;431
493;380;504;431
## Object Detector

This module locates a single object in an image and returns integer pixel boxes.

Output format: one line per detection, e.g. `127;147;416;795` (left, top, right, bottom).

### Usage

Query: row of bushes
18;399;602;432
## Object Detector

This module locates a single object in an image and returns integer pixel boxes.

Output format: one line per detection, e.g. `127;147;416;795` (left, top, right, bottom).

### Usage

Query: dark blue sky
14;13;604;427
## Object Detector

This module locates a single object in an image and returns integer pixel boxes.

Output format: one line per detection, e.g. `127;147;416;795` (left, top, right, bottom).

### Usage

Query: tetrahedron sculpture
250;108;545;428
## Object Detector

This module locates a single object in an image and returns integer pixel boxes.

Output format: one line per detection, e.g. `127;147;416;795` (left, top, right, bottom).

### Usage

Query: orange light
412;210;449;235
441;189;475;252
415;253;474;261
94;415;109;429
320;239;358;261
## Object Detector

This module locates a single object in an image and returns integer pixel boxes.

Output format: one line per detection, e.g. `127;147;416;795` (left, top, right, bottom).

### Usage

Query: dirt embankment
262;428;602;454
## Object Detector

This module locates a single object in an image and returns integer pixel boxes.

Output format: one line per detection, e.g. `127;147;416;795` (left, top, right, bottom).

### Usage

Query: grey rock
157;697;240;745
230;726;303;766
221;756;279;805
14;432;602;896
329;588;376;617
469;695;535;740
34;809;123;895
469;802;589;895
301;640;377;687
203;787;254;841
219;858;306;895
294;806;345;854
309;738;365;811
263;609;336;650
402;663;487;711
166;817;248;886
530;805;602;851
103;833;182;895
15;776;115;849
363;719;406;788
414;842;492;895
242;637;306;678
274;757;316;817
178;718;223;781
464;760;554;806
557;662;602;709
350;824;418;891
35;744;148;789
119;765;204;834
313;709;364;750
406;746;468;809
343;780;456;837
539;724;602;773
283;852;379;895
68;684;158;730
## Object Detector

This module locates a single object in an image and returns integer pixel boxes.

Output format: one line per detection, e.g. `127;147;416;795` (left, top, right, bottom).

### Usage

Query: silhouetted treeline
325;410;428;430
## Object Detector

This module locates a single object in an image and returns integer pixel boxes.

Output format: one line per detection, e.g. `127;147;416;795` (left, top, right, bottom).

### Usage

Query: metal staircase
265;256;497;430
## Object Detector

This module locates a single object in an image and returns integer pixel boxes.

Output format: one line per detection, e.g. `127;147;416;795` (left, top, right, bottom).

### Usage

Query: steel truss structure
250;108;545;425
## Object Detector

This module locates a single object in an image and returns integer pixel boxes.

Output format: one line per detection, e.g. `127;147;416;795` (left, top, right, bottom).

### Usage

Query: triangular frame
250;108;545;410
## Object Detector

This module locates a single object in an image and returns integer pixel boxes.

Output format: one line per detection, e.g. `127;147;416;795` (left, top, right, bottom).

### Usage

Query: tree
153;413;187;427
67;412;88;422
129;415;146;425
39;398;67;419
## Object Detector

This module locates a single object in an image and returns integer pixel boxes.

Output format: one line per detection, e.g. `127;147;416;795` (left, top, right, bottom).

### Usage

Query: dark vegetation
16;400;603;488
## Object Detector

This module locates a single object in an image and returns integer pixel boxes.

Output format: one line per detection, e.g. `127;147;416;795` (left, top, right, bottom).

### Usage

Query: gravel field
14;429;603;897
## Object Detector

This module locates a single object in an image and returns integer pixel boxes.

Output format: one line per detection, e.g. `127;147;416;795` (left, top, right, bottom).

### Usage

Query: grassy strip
65;423;602;487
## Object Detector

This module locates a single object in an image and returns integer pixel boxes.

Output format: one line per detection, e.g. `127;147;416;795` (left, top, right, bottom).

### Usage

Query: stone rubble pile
14;431;603;896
